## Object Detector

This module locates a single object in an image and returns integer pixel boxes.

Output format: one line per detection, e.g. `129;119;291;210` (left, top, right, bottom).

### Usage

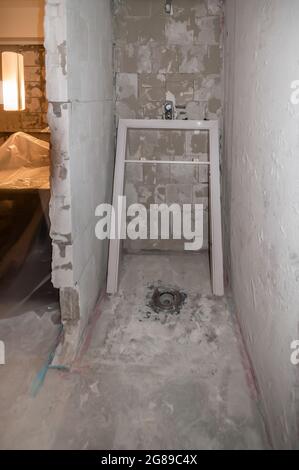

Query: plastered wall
45;0;114;361
224;0;299;449
113;0;224;251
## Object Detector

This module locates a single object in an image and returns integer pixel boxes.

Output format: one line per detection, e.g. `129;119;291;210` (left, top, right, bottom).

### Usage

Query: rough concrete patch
165;18;194;45
166;79;194;106
51;232;72;245
53;239;71;258
178;45;206;73
166;184;192;205
125;163;143;184
194;16;222;45
125;0;151;18
59;165;68;180
114;13;165;45
51;102;63;118
140;85;165;103
116;73;138;100
206;0;224;16
185;101;207;120
170;158;197;185
152;45;180;74
115;44;152;74
143;101;163;119
193;184;209;200
57;41;67;76
186;131;209;154
143;164;157;185
204;45;222;75
60;287;80;322
155;184;168;203
56;262;73;271
139;73;166;89
208;97;222;114
116;100;140;120
194;75;221;101
170;0;208;19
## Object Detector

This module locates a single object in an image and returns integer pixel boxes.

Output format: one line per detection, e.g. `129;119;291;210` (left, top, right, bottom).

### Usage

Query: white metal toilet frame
106;119;224;297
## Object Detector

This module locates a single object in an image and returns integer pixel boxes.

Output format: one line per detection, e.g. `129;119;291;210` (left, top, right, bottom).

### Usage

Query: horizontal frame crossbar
125;160;210;165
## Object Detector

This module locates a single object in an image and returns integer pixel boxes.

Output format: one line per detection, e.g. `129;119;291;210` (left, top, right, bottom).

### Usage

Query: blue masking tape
31;325;64;397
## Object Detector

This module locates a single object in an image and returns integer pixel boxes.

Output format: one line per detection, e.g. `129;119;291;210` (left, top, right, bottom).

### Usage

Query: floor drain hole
151;288;186;313
159;292;175;308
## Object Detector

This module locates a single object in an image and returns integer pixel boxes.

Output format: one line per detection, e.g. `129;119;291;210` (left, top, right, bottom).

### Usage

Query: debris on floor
0;253;269;450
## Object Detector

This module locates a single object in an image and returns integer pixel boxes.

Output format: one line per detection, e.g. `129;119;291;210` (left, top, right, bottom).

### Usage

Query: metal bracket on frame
106;119;224;297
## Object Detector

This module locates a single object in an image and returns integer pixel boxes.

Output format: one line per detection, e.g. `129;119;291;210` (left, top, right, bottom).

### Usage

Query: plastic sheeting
0;132;50;190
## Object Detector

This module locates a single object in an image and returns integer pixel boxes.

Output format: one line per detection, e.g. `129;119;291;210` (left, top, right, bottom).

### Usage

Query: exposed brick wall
0;45;47;132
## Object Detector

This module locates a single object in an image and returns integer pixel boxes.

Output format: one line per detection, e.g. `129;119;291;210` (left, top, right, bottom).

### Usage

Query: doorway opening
0;1;59;324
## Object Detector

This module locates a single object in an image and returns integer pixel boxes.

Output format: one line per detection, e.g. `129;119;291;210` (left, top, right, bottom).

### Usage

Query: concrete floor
0;253;268;449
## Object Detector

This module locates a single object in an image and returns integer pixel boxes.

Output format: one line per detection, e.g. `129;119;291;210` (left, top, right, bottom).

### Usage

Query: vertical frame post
209;122;224;296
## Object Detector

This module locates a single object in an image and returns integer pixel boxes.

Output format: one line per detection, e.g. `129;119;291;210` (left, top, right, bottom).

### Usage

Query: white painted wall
224;0;299;449
0;0;44;44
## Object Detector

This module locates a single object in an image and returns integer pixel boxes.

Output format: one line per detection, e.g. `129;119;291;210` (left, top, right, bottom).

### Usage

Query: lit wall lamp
165;0;173;15
1;52;25;111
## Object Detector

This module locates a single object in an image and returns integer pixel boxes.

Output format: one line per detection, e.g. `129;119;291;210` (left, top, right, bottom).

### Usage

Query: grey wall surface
113;0;224;252
224;0;299;449
45;0;114;361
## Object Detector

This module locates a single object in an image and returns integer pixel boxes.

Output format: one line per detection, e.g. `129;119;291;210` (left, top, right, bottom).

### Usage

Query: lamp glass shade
2;52;25;111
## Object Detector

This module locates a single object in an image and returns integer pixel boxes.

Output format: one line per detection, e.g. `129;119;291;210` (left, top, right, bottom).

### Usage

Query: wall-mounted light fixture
165;0;173;15
1;52;25;111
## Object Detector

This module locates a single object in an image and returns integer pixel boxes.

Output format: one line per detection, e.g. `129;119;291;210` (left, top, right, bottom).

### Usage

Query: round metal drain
159;292;175;309
152;287;185;312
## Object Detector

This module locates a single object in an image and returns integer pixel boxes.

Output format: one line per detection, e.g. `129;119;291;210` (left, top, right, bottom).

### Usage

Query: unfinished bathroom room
0;0;298;454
